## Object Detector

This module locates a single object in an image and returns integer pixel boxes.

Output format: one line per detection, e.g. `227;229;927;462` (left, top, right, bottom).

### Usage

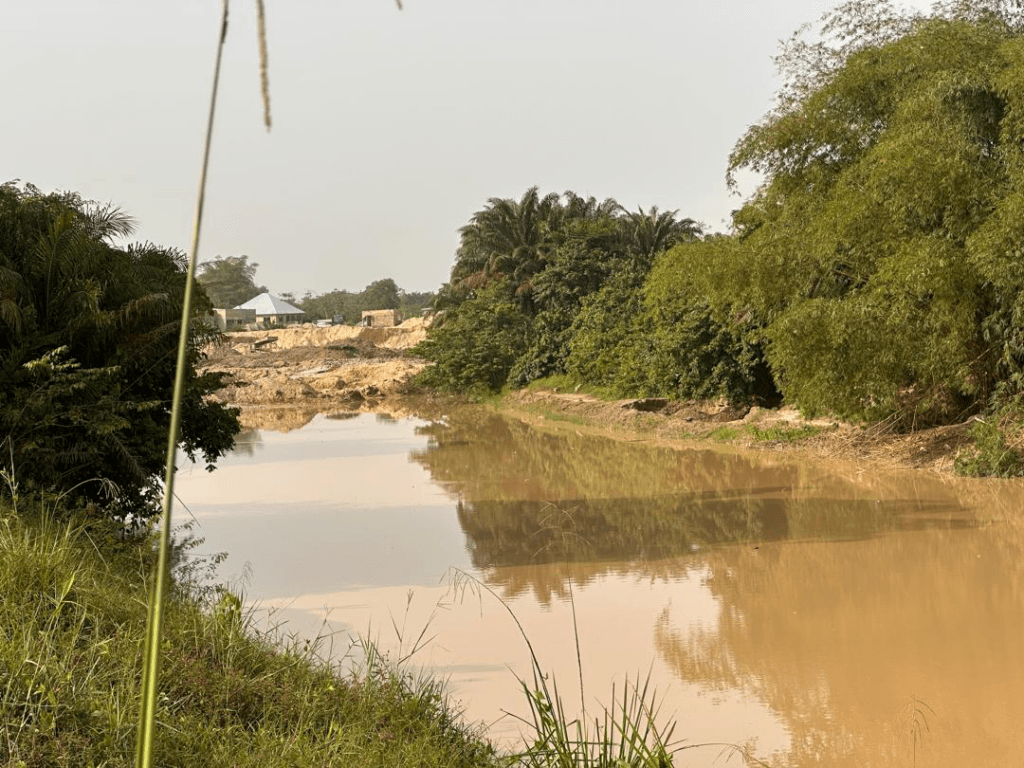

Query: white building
234;293;305;326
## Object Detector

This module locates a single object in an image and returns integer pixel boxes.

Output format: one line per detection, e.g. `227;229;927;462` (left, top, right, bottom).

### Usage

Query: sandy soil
199;318;432;424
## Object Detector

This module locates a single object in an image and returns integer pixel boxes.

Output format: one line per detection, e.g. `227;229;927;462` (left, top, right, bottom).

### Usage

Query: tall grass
449;569;767;768
0;505;497;767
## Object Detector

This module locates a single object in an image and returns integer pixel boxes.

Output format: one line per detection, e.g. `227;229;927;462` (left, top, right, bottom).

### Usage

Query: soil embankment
200;318;432;429
501;389;976;476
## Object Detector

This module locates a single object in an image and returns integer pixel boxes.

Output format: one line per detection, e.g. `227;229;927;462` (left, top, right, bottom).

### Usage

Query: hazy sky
4;0;932;297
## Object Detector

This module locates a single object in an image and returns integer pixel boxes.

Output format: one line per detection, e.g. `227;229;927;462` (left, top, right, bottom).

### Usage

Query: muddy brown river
176;408;1024;766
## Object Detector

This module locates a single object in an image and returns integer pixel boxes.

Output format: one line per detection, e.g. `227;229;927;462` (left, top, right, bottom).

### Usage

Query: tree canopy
0;182;239;519
417;188;701;392
418;1;1024;446
196;254;266;309
703;0;1024;421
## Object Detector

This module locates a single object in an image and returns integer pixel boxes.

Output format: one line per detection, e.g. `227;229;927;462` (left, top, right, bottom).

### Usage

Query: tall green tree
704;0;1024;422
361;278;400;311
0;182;239;519
451;186;563;309
196;254;266;308
619;206;701;273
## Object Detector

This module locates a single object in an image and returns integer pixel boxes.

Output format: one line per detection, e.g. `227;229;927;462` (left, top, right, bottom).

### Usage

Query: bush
0;182;239;520
954;417;1024;477
413;281;532;394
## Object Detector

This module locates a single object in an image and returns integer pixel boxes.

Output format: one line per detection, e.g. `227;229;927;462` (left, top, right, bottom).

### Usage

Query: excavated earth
199;318;434;430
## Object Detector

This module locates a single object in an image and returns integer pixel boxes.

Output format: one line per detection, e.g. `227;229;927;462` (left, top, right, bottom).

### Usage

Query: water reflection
654;526;1024;766
230;429;264;457
411;411;978;576
178;407;1024;765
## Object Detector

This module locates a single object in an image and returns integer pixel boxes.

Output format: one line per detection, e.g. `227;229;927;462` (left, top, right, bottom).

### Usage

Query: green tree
451;186;563;310
0;182;239;519
425;189;702;391
631;237;779;404
560;209;702;393
711;0;1024;422
196;254;266;308
414;280;532;393
361;278;400;310
619;206;701;273
511;215;626;384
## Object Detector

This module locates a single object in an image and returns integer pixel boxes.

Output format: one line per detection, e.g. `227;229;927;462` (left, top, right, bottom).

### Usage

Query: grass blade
134;3;230;766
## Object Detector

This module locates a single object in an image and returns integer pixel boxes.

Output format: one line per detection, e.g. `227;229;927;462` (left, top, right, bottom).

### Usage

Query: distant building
360;309;401;327
210;307;257;332
234;293;306;326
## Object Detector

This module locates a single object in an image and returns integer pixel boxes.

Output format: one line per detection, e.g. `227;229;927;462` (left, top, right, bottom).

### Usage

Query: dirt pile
201;319;430;413
219;316;429;353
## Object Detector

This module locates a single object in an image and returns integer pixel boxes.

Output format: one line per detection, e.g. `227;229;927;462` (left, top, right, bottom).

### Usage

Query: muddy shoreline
499;389;976;478
202;321;978;476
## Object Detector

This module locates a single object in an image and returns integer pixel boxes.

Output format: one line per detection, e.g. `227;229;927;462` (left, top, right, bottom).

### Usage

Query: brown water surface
177;408;1024;766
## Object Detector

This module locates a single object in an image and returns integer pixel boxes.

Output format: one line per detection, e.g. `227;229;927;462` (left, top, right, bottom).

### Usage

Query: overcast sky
4;0;932;297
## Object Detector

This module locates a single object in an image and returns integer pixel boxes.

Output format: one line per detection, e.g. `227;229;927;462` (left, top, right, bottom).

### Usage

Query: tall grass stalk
134;2;230;765
449;568;771;767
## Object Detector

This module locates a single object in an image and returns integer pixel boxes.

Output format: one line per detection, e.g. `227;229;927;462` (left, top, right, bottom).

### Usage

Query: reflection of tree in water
652;518;1024;767
457;495;788;569
412;409;804;504
413;411;962;567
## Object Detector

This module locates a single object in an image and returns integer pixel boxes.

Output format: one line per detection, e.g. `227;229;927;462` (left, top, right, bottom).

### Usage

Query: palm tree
451;186;563;307
0;182;237;520
620;206;702;271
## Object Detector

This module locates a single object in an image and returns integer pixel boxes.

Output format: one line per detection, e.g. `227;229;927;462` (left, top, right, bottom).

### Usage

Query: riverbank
0;506;496;767
199;324;991;477
498;386;978;477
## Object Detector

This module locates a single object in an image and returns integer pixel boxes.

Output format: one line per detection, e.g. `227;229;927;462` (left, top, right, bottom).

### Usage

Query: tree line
196;256;435;324
417;1;1024;455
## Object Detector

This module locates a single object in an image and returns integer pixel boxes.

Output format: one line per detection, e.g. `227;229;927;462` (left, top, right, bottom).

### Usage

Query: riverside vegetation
0;502;497;768
415;0;1024;477
0;187;693;763
0;183;485;765
7;1;1024;765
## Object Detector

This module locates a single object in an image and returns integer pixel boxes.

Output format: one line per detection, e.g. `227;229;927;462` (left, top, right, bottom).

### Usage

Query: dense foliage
711;0;1024;423
0;182;239;519
417;188;701;393
419;1;1024;452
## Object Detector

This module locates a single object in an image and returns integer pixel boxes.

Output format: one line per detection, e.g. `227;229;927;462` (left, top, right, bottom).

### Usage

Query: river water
176;408;1024;766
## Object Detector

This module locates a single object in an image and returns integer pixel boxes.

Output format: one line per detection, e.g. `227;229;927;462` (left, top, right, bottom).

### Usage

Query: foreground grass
0;504;496;768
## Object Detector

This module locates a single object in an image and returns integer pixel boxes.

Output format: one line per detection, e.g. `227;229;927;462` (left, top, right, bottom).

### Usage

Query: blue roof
234;292;304;315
